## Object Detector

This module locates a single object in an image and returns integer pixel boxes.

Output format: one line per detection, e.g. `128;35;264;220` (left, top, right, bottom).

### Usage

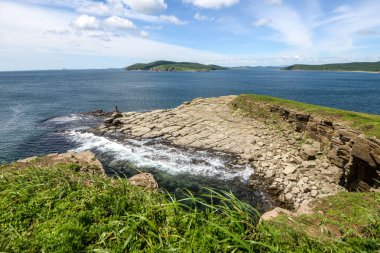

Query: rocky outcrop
94;96;351;209
17;151;106;176
260;207;292;222
260;104;380;192
129;173;158;190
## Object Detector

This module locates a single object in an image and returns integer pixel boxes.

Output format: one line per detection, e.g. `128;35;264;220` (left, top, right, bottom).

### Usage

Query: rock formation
92;95;380;210
261;104;380;192
18;150;106;176
129;173;159;190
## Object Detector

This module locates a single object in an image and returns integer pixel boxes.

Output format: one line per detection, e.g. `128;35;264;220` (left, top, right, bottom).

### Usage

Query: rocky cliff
92;95;378;210
252;102;380;192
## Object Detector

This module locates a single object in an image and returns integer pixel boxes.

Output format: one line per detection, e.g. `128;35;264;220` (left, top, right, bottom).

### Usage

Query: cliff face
261;104;380;192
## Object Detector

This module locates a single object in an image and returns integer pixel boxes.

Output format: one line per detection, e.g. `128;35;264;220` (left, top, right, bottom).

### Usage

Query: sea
1;68;379;208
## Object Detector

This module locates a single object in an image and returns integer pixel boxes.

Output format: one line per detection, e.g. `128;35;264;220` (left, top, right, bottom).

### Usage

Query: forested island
284;61;380;72
125;60;226;72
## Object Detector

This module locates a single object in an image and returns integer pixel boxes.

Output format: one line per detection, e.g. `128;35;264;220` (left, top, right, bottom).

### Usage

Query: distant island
125;60;226;72
283;61;380;73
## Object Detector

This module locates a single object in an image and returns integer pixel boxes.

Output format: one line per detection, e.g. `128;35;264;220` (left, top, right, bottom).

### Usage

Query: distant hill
125;61;226;72
283;61;380;72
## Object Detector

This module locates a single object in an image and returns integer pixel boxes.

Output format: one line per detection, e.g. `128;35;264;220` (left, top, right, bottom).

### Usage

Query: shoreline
283;69;380;74
94;94;380;210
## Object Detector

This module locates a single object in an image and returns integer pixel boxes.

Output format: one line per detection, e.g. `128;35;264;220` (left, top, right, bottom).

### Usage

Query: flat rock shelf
95;96;350;209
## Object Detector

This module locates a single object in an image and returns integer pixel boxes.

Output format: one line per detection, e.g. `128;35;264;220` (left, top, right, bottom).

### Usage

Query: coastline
94;95;380;210
1;94;379;251
283;69;380;74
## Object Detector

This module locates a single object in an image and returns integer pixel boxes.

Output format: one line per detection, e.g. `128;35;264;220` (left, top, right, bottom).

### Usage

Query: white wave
66;131;254;182
46;114;85;123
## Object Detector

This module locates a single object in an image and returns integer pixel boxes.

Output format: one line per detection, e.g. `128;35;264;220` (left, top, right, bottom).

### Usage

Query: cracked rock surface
96;96;347;209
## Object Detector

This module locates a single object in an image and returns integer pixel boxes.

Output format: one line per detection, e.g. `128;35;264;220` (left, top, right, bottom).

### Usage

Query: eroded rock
129;173;158;190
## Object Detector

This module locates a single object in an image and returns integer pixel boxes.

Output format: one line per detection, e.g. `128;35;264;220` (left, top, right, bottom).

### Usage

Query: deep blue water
1;68;379;164
1;67;379;208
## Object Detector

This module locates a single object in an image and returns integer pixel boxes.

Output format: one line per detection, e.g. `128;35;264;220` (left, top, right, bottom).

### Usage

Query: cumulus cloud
253;17;272;28
76;2;110;16
122;0;167;14
71;15;100;30
105;16;136;29
183;0;239;9
160;15;187;25
0;1;227;71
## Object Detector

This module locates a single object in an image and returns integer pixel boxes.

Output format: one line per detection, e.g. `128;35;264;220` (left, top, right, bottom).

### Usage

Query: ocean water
1;68;379;207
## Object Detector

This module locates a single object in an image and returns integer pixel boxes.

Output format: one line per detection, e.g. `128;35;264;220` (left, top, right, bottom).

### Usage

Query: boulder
283;164;297;175
260;207;292;222
351;137;376;167
301;161;317;169
18;151;105;176
337;129;358;145
129;173;158;190
300;144;317;160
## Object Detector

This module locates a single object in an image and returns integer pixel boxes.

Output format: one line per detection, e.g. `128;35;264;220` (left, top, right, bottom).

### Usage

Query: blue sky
1;0;380;70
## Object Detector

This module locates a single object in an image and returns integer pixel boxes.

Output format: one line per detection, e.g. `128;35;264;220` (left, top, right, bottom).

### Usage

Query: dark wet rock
84;110;114;117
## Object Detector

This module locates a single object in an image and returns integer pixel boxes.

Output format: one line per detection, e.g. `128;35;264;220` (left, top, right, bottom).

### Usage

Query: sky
1;0;380;70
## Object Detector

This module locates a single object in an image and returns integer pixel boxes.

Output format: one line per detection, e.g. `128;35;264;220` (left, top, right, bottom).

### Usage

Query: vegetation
232;94;380;139
283;61;380;72
0;157;379;252
125;60;226;72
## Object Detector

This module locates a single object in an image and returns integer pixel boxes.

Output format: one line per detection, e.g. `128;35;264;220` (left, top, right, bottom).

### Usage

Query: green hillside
284;61;380;72
125;61;226;72
1;158;379;252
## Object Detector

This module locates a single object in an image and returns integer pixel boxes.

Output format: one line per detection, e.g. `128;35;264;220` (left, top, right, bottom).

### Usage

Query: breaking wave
66;131;253;182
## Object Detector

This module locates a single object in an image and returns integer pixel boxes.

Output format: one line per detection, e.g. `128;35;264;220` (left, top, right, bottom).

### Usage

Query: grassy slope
1;158;379;252
284;61;380;72
125;61;226;71
232;94;380;139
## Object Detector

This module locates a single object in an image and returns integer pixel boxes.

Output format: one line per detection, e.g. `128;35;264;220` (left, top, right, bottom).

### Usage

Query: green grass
0;159;379;252
232;94;380;139
271;192;380;250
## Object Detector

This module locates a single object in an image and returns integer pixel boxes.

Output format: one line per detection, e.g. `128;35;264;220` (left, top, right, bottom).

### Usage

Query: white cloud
250;3;313;49
194;12;213;21
71;15;100;30
76;1;110;16
140;30;149;37
333;5;351;14
144;25;163;30
105;16;136;29
159;15;187;25
253;17;272;28
122;0;167;14
0;1;225;71
184;0;239;9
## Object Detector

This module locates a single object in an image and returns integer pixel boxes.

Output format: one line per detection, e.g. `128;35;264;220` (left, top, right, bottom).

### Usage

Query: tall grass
0;162;379;252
